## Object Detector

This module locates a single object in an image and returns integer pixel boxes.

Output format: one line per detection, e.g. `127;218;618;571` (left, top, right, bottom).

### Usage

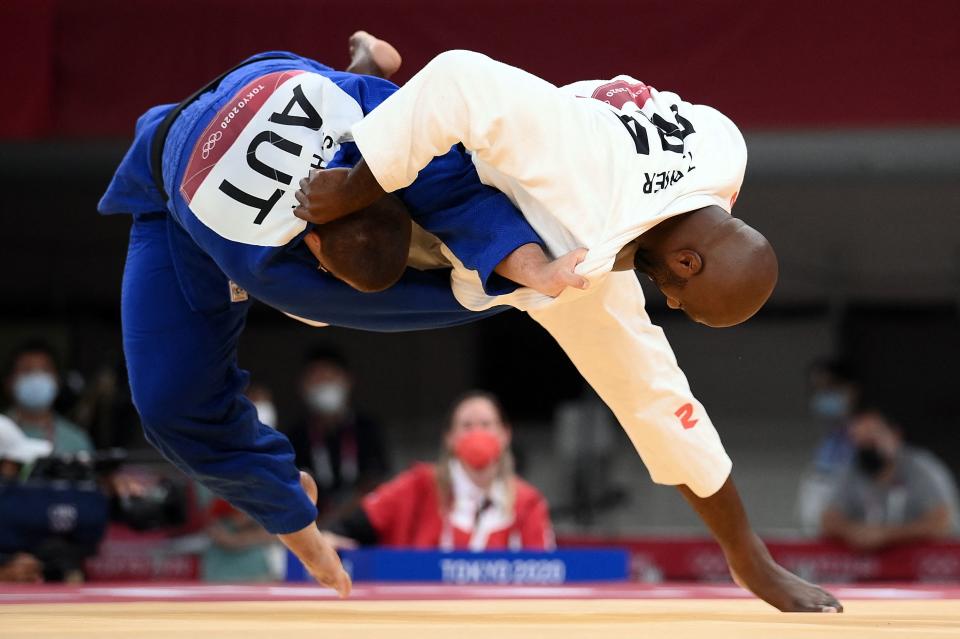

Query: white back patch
181;71;364;247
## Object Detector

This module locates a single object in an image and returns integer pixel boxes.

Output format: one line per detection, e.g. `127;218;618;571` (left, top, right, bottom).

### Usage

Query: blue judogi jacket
99;51;541;331
97;52;543;533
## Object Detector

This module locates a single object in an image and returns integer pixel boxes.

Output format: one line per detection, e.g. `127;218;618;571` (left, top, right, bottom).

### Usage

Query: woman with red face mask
324;391;554;551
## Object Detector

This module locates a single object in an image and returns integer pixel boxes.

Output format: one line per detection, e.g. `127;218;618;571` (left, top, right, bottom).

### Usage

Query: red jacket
362;463;554;550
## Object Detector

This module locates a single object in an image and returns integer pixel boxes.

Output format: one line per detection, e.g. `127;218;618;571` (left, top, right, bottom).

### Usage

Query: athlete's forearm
677;476;759;562
340;160;386;213
293;161;385;225
495;243;590;297
494;243;552;290
528;263;838;611
679;477;842;612
383;149;546;296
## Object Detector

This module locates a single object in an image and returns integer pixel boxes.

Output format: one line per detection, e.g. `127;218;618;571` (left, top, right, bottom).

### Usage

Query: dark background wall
4;0;960;137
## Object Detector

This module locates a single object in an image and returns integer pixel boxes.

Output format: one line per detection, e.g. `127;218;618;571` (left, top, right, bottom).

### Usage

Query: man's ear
666;249;703;279
303;231;327;271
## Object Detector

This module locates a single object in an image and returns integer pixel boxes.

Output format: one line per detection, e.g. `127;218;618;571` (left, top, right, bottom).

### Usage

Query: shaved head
310;195;412;292
634;206;778;327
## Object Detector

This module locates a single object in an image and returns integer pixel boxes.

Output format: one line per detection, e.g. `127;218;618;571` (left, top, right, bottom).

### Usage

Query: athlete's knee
132;382;229;468
128;362;208;431
131;385;184;433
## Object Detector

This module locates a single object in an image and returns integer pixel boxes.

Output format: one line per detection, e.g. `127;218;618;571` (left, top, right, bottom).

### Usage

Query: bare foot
276;472;352;597
347;30;402;79
731;539;842;612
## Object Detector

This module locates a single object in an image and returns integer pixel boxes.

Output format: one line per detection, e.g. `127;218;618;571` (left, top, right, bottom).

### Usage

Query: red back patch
180;70;305;203
590;79;652;110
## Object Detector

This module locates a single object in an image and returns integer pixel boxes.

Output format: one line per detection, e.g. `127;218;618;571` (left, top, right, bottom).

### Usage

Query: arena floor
3;583;960;639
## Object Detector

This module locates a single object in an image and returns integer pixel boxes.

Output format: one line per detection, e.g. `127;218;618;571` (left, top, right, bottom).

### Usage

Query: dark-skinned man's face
642;265;756;328
635;250;710;325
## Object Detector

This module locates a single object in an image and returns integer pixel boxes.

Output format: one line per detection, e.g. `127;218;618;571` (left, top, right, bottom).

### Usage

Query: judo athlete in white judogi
295;50;839;612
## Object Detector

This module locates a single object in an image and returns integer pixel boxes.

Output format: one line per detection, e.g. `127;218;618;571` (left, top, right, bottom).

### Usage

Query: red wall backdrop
3;0;959;139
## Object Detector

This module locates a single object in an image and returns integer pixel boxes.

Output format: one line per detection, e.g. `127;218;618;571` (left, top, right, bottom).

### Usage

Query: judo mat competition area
3;583;960;639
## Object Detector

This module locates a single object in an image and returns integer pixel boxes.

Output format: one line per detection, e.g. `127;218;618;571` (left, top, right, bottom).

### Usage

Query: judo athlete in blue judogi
98;41;548;591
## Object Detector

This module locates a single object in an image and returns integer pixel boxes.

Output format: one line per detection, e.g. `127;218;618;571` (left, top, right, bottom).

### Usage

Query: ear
303;231;326;269
666;249;703;279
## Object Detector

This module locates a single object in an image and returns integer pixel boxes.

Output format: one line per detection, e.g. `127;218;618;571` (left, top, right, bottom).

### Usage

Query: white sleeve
351;49;637;282
528;270;732;497
350;50;607;202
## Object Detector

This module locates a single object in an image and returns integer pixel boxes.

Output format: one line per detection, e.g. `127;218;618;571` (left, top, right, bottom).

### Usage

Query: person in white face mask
4;340;93;455
246;383;279;430
286;347;389;521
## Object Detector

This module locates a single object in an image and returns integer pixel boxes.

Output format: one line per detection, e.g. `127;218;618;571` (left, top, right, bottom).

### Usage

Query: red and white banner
559;536;960;583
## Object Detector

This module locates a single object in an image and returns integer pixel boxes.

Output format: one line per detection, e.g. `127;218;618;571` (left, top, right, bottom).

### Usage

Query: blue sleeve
399;145;544;297
329;75;544;297
167;187;507;332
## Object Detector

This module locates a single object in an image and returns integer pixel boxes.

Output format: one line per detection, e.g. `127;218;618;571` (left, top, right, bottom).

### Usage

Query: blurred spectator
0;413;52;481
821;408;959;550
807;360;860;472
247;383;278;430
188;382;283;582
285;347;389;520
325;391;554;550
552;386;623;525
796;359;860;533
202;498;283;582
71;358;141;449
0;415;49;585
193;382;278;505
4;339;93;454
0;552;42;583
0;417;53;581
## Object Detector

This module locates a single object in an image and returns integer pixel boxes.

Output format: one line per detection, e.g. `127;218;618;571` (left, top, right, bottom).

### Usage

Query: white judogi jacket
352;50;747;497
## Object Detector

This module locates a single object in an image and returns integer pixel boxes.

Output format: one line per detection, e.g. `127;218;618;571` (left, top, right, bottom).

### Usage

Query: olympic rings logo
201;131;224;159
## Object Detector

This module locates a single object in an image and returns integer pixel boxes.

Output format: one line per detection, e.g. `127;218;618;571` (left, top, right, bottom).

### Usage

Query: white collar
447;459;512;543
